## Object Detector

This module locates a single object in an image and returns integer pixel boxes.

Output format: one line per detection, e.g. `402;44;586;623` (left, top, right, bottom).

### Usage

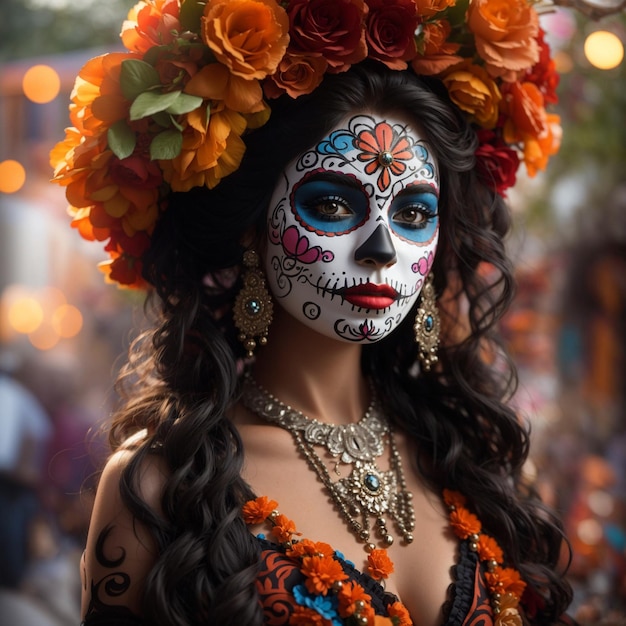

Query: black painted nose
354;224;397;267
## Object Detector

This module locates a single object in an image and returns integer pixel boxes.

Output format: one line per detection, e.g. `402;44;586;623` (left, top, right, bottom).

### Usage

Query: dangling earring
414;273;440;372
233;250;273;358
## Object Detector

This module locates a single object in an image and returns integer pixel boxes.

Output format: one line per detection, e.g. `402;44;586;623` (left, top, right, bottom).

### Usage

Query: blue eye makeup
292;176;369;235
388;188;439;244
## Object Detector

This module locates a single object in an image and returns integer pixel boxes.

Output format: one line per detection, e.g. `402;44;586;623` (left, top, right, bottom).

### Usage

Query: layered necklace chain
241;374;416;552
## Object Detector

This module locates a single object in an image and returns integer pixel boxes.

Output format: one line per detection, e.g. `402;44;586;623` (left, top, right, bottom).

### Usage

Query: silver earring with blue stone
414;272;440;372
233;250;273;358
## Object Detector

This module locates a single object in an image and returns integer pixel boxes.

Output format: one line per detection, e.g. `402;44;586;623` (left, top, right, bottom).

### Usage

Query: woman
51;1;572;624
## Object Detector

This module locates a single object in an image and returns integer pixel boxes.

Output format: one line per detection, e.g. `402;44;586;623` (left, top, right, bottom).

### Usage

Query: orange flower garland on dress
443;489;527;626
243;492;528;625
51;0;562;289
242;496;411;626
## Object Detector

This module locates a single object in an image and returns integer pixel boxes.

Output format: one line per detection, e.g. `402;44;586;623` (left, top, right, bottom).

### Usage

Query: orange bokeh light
51;304;83;338
7;296;44;334
22;64;61;104
0;160;26;193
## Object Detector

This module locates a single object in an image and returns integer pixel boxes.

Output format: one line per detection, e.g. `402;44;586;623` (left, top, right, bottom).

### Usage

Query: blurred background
0;1;624;624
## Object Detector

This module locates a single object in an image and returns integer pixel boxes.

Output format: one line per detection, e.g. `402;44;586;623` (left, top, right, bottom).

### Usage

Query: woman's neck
251;306;369;426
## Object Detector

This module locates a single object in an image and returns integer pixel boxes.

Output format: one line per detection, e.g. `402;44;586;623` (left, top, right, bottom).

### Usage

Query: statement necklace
241;374;416;551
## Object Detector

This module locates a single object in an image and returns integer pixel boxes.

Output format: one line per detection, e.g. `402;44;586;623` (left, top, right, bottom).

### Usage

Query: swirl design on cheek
303;302;321;320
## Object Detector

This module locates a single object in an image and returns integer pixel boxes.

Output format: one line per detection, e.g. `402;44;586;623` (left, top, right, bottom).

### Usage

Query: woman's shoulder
81;439;168;622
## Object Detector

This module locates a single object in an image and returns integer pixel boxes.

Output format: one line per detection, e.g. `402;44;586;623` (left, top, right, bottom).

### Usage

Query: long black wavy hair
108;61;572;624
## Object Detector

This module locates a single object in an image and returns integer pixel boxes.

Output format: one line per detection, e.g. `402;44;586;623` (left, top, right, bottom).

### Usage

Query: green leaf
107;120;136;160
152;111;172;128
180;0;206;33
130;90;182;121
169;115;184;131
120;60;161;100
150;129;183;160
165;93;203;115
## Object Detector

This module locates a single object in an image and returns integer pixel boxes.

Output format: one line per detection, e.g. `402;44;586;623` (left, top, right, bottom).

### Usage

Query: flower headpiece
50;0;561;288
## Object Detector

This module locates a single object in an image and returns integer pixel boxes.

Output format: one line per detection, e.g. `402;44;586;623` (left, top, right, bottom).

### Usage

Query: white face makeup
264;113;440;344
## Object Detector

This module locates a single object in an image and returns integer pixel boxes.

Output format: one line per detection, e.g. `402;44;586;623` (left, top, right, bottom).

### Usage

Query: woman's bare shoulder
81;440;169;620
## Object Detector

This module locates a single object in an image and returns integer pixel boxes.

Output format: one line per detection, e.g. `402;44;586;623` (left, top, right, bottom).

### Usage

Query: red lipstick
342;283;398;310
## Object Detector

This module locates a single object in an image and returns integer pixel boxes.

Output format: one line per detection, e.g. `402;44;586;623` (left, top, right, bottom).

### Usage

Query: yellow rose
201;0;289;80
441;61;501;129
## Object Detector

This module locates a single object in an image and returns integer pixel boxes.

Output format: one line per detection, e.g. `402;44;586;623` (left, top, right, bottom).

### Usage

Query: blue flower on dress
334;550;354;568
293;584;342;625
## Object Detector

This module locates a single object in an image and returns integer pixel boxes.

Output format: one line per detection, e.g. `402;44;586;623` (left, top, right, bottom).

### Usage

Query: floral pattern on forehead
297;115;438;200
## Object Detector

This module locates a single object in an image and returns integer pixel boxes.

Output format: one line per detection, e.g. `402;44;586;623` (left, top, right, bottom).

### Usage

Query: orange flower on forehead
242;496;278;524
354;120;415;192
301;555;349;595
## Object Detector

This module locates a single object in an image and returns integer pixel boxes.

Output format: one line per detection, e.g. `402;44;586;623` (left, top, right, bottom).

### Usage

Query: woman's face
264;112;440;344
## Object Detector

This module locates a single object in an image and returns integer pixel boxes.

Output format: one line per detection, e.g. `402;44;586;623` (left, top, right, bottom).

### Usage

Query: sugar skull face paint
264;113;439;343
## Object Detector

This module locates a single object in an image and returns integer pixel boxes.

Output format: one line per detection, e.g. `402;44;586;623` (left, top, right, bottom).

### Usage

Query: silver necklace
241;374;416;550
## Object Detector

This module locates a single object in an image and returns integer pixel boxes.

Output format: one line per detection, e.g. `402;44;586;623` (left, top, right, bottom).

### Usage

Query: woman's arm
81;449;167;625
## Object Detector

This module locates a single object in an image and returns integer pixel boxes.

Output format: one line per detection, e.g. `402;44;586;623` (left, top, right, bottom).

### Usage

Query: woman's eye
309;196;353;219
393;205;436;228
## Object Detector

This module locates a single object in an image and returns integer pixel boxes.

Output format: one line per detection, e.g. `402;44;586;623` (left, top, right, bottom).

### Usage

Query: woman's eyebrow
300;170;363;190
396;183;439;199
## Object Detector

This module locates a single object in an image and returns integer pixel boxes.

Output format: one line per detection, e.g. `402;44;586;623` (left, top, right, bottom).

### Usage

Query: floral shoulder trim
242;495;412;626
443;489;526;626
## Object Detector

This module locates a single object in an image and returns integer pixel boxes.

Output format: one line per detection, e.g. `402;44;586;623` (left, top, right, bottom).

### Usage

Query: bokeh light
7;296;44;334
0;159;26;193
584;30;624;70
51;304;83;338
22;64;61;103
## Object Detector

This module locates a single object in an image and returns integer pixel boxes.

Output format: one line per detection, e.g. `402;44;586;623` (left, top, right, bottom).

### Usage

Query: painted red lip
342;283;398;310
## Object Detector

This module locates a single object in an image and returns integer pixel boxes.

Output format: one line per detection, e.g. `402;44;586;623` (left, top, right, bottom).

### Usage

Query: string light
584;30;625;69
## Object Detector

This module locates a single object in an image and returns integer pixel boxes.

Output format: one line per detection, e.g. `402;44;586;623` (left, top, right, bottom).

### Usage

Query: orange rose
441;61;501;128
121;0;182;54
160;105;247;191
201;0;289;80
412;20;463;76
501;81;546;143
263;53;328;99
522;113;560;177
468;0;539;82
414;0;456;18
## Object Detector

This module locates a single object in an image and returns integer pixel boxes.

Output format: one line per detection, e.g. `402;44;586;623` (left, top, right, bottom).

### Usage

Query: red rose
110;154;162;190
287;0;368;73
475;129;520;197
365;0;418;70
524;28;559;105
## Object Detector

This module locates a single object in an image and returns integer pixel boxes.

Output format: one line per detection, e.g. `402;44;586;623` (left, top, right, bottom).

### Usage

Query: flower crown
50;0;561;288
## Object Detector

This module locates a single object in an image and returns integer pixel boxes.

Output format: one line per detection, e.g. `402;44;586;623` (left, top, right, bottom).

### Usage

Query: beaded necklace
242;491;526;626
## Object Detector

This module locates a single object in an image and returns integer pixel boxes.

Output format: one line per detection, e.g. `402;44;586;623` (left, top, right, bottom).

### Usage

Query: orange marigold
449;507;482;539
337;581;372;618
442;489;466;509
270;513;299;543
367;549;394;581
287;538;334;559
387;601;413;625
242;496;278;525
477;534;504;564
289;606;333;626
485;566;527;599
301;555;349;595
